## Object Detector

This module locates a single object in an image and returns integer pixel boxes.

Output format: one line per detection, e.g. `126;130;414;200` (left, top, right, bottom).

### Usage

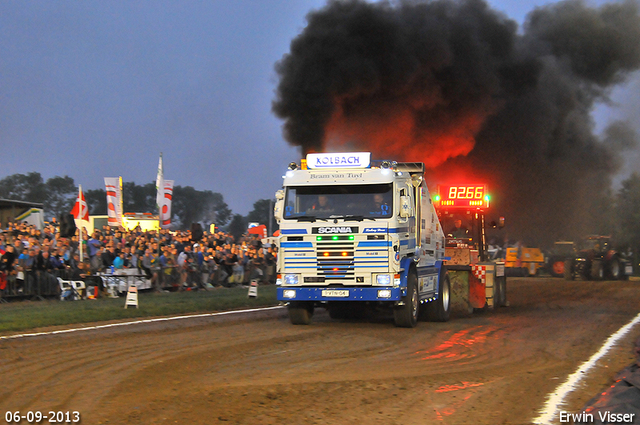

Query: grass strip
0;285;278;333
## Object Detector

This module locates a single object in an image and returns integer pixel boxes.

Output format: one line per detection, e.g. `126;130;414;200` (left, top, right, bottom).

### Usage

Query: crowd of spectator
0;220;277;298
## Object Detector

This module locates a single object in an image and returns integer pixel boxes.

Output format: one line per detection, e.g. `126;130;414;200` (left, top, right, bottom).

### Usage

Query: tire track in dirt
2;279;640;424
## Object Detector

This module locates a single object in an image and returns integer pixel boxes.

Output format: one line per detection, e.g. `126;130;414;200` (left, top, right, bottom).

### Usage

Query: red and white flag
160;180;174;229
70;185;89;222
104;177;123;226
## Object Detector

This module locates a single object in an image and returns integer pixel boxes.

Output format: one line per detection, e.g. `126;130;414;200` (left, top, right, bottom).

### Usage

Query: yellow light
342;252;347;256
324;252;330;257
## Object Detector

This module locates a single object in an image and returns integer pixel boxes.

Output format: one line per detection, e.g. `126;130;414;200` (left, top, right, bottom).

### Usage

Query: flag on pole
71;185;89;261
105;177;123;226
160;180;174;229
70;185;89;222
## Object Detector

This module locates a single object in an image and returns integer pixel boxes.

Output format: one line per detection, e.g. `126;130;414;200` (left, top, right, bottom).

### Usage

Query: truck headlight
376;274;392;286
283;289;297;299
284;274;299;285
378;289;392;298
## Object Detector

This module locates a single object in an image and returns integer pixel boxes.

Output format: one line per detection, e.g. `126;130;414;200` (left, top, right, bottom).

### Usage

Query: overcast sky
1;0;638;215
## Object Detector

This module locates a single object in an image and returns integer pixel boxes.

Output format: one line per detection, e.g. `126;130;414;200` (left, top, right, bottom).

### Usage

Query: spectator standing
87;232;102;258
101;246;116;269
141;249;159;290
91;246;104;274
265;246;277;284
1;245;17;293
222;249;239;287
113;252;125;270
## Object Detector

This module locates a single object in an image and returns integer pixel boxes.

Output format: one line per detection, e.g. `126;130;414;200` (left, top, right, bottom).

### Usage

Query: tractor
564;236;630;281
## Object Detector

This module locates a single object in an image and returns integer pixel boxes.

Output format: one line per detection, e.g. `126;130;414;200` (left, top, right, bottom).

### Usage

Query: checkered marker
471;265;487;284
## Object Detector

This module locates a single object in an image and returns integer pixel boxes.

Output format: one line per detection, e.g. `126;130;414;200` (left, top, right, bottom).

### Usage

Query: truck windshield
283;184;393;220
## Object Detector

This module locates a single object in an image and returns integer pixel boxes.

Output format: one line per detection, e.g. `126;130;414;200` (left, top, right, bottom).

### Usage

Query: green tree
44;176;77;219
123;181;156;213
0;172;79;219
84;188;107;215
226;213;248;241
246;199;278;235
171;186;231;229
0;172;46;203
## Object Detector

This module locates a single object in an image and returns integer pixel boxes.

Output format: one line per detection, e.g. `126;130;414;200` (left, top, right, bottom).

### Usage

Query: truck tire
564;259;574;281
422;272;451;322
394;272;418;328
621;262;630;281
495;276;507;308
607;257;621;280
590;260;604;281
288;302;314;325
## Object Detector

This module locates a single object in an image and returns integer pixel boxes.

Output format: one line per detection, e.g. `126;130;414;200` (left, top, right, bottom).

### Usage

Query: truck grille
316;241;355;281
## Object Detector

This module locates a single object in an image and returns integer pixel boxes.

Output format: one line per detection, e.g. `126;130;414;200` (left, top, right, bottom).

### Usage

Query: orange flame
323;98;492;168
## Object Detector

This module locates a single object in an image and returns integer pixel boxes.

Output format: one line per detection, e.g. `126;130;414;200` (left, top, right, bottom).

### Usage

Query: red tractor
564;236;630;281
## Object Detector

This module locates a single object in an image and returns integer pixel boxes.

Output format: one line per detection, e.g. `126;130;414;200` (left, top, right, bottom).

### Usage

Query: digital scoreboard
435;184;490;209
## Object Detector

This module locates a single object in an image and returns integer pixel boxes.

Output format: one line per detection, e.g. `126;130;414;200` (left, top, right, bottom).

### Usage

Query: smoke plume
273;0;640;246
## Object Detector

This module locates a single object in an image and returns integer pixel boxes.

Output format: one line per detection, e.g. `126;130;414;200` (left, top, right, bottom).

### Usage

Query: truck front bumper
277;286;403;302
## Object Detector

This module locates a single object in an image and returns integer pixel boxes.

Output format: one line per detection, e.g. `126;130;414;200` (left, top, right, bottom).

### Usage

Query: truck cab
274;152;450;327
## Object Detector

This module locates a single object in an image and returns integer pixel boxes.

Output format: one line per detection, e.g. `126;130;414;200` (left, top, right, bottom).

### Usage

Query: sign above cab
306;152;371;169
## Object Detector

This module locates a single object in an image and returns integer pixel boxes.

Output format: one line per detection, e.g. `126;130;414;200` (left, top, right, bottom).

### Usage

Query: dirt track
1;277;640;425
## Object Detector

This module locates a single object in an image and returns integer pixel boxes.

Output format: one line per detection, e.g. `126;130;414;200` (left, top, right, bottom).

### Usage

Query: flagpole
156;153;163;257
78;185;84;262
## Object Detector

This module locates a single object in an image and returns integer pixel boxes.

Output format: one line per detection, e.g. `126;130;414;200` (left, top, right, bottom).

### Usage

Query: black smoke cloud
273;0;640;246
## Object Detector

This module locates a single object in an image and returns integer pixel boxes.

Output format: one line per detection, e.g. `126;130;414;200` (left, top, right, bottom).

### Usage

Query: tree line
1;171;639;254
0;172;278;238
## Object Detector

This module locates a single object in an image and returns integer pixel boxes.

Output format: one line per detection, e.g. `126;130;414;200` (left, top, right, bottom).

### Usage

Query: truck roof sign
306;152;371;169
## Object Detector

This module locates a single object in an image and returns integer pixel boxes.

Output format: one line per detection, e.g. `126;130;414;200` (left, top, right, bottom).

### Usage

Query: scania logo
313;226;357;234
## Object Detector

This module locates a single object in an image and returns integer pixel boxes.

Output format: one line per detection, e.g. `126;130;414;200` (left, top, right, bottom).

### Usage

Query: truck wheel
621;264;630;281
288;302;314;325
607;258;621;280
495;276;507;308
564;259;574;281
422;272;451;322
394;272;418;328
590;260;604;281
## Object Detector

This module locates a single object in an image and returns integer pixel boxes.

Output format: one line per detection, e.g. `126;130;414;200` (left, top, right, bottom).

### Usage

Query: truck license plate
626;265;633;275
322;289;349;297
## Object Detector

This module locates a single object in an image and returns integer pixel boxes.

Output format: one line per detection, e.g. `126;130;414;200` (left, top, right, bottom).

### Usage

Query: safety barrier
0;270;101;300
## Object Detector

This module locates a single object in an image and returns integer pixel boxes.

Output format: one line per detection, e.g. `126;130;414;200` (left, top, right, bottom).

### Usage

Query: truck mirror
274;190;285;223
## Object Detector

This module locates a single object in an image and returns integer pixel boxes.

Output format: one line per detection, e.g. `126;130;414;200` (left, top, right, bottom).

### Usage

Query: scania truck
273;152;450;327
